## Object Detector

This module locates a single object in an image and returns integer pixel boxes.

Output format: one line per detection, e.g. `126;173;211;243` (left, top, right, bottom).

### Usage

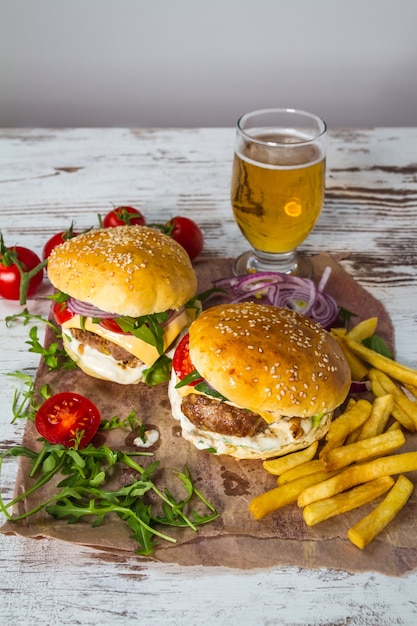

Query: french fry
297;451;417;508
346;317;378;342
344;397;357;412
330;327;347;338
404;383;417;399
345;425;362;445
387;420;402;432
345;337;417;388
320;429;406;472
303;476;394;526
277;459;324;485
332;334;369;381
370;377;415;431
343;398;359;444
356;394;394;441
323;399;373;449
369;369;417;430
262;441;318;476
249;469;338;520
348;475;414;549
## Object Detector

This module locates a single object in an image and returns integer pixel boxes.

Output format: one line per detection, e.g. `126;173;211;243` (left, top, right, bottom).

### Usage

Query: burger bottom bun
168;375;333;460
63;333;151;384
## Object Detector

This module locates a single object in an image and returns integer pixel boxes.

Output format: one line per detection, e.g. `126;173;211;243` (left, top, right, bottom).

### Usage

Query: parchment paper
3;254;417;576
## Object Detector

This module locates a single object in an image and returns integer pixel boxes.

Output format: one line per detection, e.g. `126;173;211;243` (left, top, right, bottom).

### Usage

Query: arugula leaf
175;370;228;401
5;307;57;330
6;372;50;422
142;355;172;385
100;410;142;431
0;440;219;555
175;370;203;388
47;291;69;303
339;306;358;329
194;381;228;402
116;312;168;354
5;308;76;371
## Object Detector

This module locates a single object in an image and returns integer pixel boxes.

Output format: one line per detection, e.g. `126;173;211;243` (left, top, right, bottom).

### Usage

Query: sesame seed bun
188;302;350;418
47;225;197;316
168;302;351;459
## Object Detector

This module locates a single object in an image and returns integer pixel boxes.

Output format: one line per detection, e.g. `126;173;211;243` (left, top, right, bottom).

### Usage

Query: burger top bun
188;302;351;418
47;225;197;317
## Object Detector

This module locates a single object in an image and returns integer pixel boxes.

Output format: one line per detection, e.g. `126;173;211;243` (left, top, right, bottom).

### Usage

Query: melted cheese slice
62;309;194;367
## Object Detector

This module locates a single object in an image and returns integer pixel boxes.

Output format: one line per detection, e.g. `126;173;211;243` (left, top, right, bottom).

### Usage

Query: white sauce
63;333;149;384
133;429;160;448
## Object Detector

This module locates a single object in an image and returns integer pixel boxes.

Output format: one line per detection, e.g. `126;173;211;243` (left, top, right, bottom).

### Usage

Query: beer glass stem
233;249;311;277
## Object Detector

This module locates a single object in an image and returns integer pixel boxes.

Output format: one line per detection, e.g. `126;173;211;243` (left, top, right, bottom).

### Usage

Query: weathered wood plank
1;127;417;625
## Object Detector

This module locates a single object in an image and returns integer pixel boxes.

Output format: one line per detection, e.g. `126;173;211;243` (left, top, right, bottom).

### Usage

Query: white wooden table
1;128;417;625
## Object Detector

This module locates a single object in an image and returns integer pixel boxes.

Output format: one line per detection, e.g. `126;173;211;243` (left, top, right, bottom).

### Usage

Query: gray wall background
1;0;416;128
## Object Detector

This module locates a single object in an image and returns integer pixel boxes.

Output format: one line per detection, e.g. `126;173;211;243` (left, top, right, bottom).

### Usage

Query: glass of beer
231;108;327;276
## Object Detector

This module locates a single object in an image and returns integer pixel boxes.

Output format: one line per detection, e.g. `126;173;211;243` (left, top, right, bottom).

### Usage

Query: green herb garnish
194;381;228;402
0;442;219;556
6;372;50;423
142;355;172;385
339;306;358;329
115;312;168;354
5;308;76;371
362;335;394;359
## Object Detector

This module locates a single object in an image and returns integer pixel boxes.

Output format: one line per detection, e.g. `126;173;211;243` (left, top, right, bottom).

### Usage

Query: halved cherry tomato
172;333;203;385
52;300;75;325
42;226;79;259
35;392;101;449
0;242;44;301
167;216;204;260
102;206;146;227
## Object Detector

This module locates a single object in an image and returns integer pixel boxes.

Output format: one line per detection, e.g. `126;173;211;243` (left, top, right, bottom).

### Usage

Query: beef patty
181;393;268;438
70;328;139;363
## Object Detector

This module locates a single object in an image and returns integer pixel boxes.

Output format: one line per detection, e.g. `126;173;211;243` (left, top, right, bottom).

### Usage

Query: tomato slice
35;392;101;448
52;300;75;325
99;318;131;334
172;334;203;385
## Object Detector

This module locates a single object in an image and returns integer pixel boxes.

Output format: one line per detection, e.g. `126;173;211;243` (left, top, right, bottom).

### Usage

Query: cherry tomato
42;226;79;259
102;206;146;227
172;334;203;385
35;392;101;449
0;244;44;300
167;216;204;260
52;300;75;325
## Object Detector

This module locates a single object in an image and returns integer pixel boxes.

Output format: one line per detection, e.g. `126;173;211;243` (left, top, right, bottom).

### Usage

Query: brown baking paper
2;254;417;576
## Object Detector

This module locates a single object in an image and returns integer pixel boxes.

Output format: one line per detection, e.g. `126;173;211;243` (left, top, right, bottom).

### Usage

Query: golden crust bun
47;225;197;317
188;302;351;418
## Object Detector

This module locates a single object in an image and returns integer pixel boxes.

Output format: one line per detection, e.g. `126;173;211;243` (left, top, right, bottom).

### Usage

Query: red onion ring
67;297;120;319
66;297;184;327
213;270;339;330
350;380;372;393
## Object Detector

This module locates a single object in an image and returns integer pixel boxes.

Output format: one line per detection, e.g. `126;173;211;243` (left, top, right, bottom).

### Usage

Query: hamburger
47;225;199;385
168;302;351;459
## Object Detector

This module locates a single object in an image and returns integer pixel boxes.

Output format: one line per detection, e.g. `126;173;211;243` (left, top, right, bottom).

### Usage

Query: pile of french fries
249;317;417;550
